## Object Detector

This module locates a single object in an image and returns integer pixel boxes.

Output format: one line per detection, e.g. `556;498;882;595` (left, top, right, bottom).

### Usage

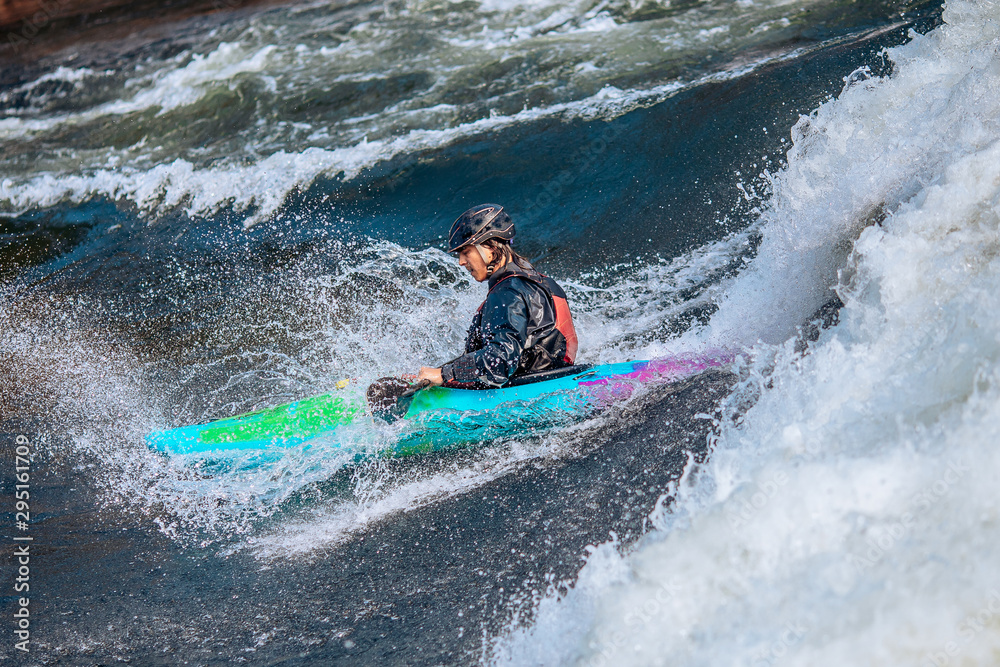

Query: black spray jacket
440;263;578;388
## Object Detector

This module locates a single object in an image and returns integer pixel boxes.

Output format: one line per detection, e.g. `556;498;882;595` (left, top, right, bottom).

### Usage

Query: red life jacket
483;266;578;365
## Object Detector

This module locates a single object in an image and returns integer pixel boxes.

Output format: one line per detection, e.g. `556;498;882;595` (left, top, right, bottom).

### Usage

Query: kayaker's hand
417;366;444;386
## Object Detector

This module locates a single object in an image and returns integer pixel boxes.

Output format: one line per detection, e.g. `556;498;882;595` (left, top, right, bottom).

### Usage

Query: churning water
6;0;993;665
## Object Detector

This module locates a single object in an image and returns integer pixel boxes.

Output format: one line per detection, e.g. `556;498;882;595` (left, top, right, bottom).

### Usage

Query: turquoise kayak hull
146;355;731;458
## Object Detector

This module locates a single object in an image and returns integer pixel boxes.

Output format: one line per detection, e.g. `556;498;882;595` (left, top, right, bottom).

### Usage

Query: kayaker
416;203;579;389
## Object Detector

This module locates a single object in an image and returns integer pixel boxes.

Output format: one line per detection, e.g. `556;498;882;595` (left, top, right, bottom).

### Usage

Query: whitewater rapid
0;0;963;662
0;0;913;225
490;1;1000;665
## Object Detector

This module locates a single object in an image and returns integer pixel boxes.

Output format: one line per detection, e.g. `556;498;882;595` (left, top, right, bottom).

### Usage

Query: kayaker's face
457;245;491;282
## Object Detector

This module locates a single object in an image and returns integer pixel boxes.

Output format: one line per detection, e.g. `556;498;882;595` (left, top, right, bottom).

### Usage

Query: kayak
146;353;732;458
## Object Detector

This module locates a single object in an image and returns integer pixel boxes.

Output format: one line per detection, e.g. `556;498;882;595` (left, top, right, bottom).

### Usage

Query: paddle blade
367;377;425;422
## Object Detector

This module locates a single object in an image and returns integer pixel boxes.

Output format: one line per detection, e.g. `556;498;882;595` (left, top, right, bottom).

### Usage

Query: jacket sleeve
441;285;529;387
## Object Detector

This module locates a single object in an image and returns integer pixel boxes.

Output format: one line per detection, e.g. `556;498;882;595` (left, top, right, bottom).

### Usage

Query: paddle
366;377;431;422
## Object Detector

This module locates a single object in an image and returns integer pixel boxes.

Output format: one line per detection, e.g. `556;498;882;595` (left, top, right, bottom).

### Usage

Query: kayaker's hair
482;238;533;271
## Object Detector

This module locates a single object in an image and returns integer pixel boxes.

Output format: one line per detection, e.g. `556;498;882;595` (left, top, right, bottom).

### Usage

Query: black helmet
447;204;514;252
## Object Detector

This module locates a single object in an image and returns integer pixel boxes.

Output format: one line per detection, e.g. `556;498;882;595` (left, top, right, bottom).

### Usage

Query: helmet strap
477;244;500;278
475;244;490;264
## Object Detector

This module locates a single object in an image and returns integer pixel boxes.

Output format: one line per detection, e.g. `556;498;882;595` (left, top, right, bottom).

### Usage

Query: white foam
708;7;1000;346
489;1;1000;664
0;53;788;226
109;42;278;116
0;43;275;136
13;65;100;90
